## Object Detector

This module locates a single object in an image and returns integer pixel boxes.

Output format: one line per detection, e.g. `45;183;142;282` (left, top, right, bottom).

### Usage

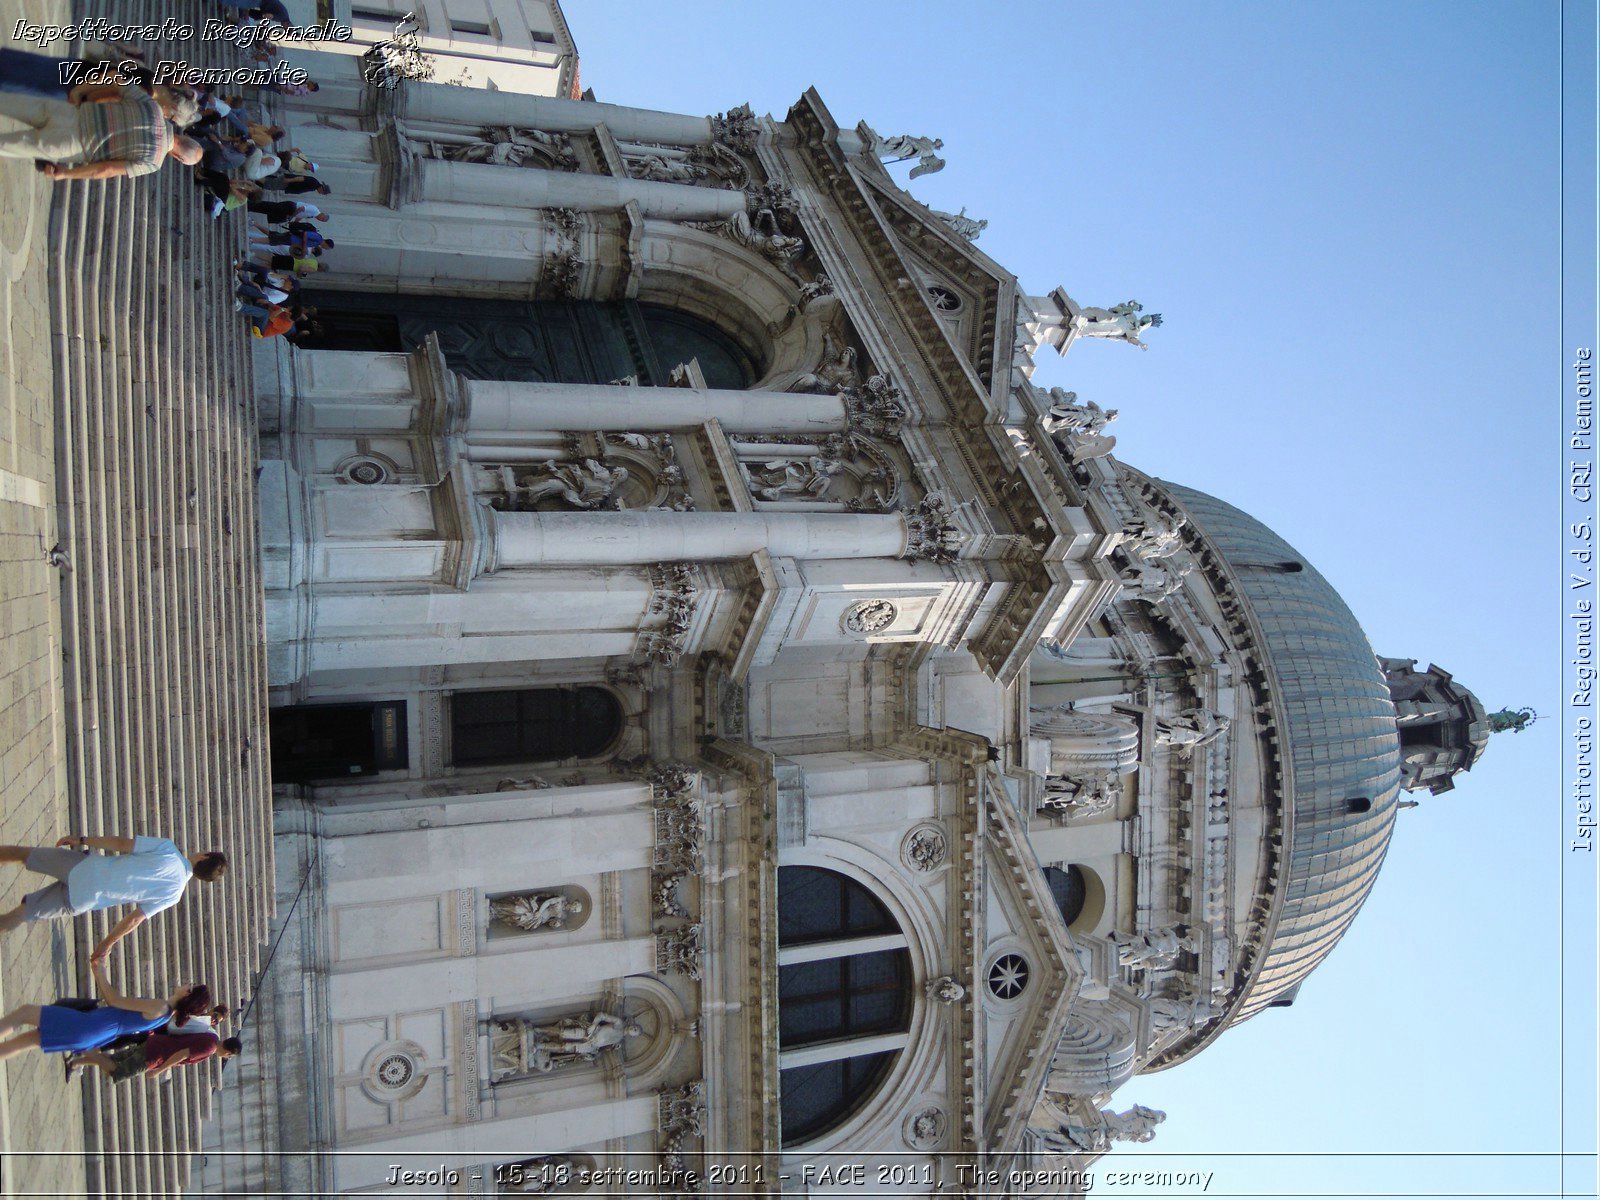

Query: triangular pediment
971;767;1084;1157
855;175;1015;403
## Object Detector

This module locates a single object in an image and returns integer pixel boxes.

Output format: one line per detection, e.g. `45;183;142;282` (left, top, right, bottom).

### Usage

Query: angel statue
518;459;629;510
873;132;946;178
742;455;846;502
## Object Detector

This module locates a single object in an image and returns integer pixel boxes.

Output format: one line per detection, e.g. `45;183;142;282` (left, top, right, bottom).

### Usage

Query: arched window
450;687;621;767
777;867;912;1147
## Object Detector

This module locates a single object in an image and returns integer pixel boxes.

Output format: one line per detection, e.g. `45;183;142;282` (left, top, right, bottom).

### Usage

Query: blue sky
576;3;1583;1195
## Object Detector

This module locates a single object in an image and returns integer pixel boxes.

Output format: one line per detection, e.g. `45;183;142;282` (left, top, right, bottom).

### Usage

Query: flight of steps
46;2;275;1195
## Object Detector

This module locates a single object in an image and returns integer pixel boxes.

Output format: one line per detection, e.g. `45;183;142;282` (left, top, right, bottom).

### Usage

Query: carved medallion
336;454;394;486
842;598;898;635
904;1106;946;1150
901;823;948;872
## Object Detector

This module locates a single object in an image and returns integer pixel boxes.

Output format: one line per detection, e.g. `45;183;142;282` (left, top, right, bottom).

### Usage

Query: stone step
43;0;277;1194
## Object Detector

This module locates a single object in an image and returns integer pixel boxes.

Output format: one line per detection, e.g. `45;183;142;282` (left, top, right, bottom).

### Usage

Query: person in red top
68;1030;240;1082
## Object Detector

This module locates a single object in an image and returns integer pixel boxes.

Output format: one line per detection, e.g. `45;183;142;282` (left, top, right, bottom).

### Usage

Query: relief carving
658;1080;708;1176
655;922;704;981
636;562;697;668
417;125;579;171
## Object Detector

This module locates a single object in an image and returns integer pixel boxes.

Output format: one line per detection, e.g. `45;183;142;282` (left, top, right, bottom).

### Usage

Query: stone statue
1072;301;1162;350
522;1010;643;1071
1039;772;1118;819
875;132;946;178
1037;1103;1165;1154
428;126;577;170
1155;709;1230;755
1148;995;1214;1031
1486;707;1537;733
790;331;861;395
1111;926;1192;969
1122;513;1186;563
1067;432;1117;463
741;455;845;502
1101;1104;1166;1143
1122;557;1191;602
1041;390;1118;437
490;892;584;932
720;206;806;280
497;776;553;791
519;459;629;510
930;206;986;239
629;152;706;183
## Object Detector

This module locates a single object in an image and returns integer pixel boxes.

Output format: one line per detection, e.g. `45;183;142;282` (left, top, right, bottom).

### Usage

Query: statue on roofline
1485;707;1536;733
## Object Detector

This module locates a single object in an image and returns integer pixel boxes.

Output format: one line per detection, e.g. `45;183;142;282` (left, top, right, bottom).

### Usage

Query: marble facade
200;41;1498;1198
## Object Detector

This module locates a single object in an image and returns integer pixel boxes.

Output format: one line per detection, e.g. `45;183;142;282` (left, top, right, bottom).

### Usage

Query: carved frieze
481;434;691;515
650;763;703;874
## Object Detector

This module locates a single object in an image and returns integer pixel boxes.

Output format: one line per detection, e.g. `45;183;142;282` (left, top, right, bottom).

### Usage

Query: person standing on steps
0;834;226;961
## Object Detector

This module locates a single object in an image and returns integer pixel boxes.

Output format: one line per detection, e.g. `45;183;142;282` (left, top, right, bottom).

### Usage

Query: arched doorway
294;295;758;389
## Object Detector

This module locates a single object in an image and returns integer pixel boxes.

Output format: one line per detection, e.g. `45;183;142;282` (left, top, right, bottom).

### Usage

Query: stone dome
1141;479;1404;1060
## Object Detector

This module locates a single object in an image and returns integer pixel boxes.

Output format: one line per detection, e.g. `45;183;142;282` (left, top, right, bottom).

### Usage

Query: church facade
198;42;1510;1197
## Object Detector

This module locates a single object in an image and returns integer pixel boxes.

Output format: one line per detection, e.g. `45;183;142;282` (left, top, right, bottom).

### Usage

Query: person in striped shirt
0;83;201;181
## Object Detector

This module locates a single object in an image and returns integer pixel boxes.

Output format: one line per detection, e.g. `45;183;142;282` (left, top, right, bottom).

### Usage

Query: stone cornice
976;771;1082;1165
890;726;986;1166
1117;471;1294;1071
695;737;782;1177
779;91;1131;684
854;174;1013;401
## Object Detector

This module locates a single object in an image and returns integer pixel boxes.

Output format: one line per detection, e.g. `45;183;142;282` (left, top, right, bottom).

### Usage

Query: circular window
987;953;1030;999
926;285;962;312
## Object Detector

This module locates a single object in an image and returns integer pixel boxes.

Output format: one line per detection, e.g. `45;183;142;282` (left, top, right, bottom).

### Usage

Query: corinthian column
415;160;745;219
399;85;720;146
279;51;722;146
490;510;908;567
464;379;848;436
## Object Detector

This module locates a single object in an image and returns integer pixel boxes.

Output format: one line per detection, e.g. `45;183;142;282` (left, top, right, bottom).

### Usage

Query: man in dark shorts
71;1031;241;1082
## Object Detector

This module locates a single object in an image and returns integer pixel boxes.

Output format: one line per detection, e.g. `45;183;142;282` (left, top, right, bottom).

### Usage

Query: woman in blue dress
0;960;214;1063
